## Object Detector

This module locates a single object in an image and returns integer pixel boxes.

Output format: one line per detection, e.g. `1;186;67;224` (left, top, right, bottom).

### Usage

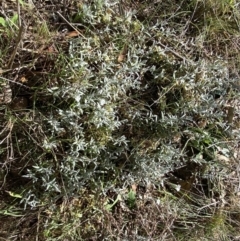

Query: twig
7;1;24;69
7;0;23;69
36;209;41;241
158;42;191;63
17;0;21;29
56;11;87;40
7;25;24;69
197;201;219;211
0;76;30;89
17;0;24;49
7;7;23;69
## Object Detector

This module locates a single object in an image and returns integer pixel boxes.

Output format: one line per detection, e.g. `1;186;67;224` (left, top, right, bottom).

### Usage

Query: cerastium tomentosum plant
5;0;238;240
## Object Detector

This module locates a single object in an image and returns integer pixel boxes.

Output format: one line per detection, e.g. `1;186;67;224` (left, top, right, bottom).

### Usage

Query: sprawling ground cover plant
0;0;240;240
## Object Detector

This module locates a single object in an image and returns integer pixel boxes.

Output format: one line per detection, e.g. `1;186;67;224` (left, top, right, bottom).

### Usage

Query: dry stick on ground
7;26;24;69
158;42;191;64
7;0;24;69
56;11;87;40
17;0;23;49
0;76;30;89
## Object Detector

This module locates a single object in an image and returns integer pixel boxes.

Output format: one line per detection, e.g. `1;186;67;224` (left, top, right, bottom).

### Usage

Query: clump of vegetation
0;0;240;240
